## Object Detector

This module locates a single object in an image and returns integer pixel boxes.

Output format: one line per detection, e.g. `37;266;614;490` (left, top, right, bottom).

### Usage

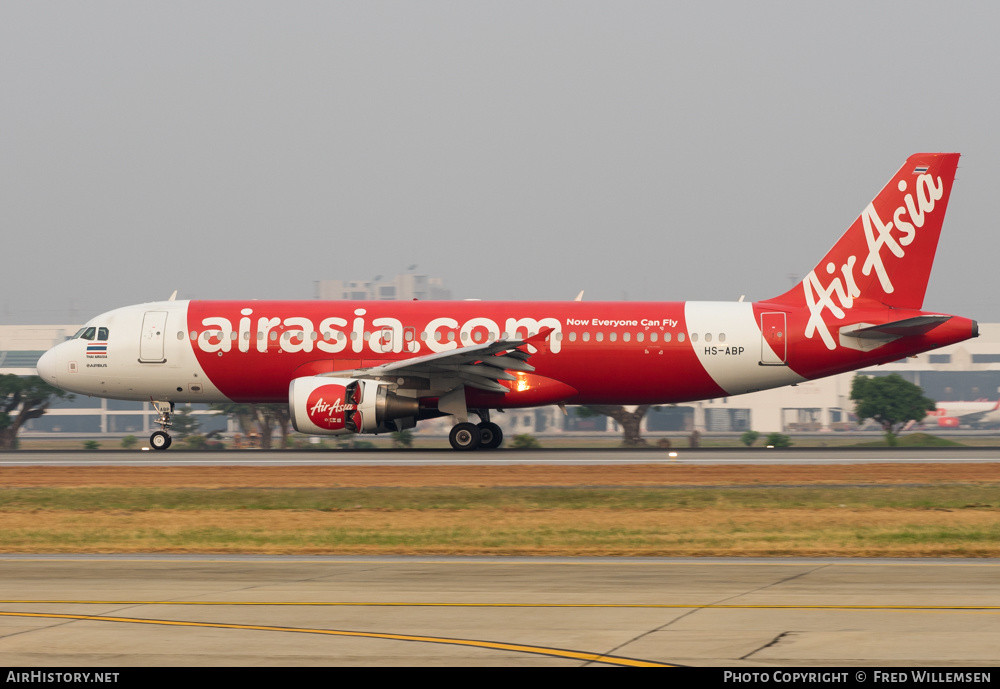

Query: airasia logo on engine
306;385;354;430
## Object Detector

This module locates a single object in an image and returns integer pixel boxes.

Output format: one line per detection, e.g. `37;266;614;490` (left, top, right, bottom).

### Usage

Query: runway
2;556;999;666
3;447;1000;466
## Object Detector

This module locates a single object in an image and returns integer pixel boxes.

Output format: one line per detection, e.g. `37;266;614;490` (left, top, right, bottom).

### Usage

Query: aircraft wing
320;328;553;394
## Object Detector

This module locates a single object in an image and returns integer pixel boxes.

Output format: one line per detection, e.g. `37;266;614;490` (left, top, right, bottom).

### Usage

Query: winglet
519;326;556;352
168;290;178;302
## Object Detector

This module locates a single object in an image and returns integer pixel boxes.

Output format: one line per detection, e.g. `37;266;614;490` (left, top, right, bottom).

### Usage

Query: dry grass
2;507;998;557
3;464;999;556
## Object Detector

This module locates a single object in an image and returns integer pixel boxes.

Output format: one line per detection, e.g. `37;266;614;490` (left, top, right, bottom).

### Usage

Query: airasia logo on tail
803;172;945;350
306;384;353;430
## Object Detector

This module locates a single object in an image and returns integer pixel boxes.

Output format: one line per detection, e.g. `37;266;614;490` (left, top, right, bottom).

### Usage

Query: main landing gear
149;400;174;451
448;411;504;451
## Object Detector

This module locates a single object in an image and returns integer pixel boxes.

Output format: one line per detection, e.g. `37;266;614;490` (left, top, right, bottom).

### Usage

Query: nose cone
36;347;59;387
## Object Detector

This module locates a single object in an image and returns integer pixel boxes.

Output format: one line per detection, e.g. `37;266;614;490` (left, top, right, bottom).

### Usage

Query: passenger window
650;332;658;343
582;332;591;342
678;333;686;342
691;333;699;342
637;332;644;342
177;331;184;340
623;332;631;342
664;332;672;342
705;333;712;343
596;332;604;342
609;332;617;342
719;333;726;343
97;327;109;340
569;332;577;342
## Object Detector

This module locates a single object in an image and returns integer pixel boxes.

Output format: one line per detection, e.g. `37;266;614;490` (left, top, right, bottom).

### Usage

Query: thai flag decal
86;342;108;355
913;166;929;174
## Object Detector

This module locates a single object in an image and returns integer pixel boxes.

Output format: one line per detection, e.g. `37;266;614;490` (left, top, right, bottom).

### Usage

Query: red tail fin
773;153;960;310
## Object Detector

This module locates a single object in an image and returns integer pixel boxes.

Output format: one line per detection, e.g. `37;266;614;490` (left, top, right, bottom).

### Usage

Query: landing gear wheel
477;422;503;449
449;422;481;451
150;431;172;451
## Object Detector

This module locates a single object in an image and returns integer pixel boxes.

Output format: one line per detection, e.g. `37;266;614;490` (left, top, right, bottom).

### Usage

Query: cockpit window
71;328;86;339
80;327;97;341
98;327;109;340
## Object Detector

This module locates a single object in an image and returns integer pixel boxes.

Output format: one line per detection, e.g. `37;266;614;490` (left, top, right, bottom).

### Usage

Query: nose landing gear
149;400;174;451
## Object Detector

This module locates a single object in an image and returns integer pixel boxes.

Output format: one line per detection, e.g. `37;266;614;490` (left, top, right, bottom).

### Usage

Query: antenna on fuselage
168;290;178;302
574;290;584;301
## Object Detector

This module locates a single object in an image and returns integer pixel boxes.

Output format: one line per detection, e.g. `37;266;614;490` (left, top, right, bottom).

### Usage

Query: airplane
36;152;978;451
924;400;1000;429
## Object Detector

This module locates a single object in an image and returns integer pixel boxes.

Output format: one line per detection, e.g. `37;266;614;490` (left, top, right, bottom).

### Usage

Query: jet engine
289;376;419;435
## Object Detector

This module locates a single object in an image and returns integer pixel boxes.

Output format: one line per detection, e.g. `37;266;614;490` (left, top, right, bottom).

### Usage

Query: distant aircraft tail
771;152;960;310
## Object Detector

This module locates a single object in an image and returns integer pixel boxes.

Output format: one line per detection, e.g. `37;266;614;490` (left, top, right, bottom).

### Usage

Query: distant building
315;274;451;301
0;325;76;376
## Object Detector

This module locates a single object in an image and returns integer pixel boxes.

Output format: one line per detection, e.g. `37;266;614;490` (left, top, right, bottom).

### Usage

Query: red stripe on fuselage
185;301;727;405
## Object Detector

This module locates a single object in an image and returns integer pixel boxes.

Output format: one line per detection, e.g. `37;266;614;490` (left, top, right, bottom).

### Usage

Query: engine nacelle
936;416;961;428
289;376;419;435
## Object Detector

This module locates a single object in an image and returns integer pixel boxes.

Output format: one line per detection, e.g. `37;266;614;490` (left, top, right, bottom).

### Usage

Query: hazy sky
3;1;998;324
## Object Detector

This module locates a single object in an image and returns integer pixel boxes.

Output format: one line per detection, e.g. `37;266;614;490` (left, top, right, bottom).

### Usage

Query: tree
576;405;652;447
740;430;760;447
764;432;792;448
391;429;414;448
211;402;292;450
170;407;200;439
0;375;70;450
851;373;936;446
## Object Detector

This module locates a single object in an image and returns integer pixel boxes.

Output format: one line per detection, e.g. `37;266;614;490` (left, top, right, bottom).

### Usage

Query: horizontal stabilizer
838;315;951;352
848;315;952;339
